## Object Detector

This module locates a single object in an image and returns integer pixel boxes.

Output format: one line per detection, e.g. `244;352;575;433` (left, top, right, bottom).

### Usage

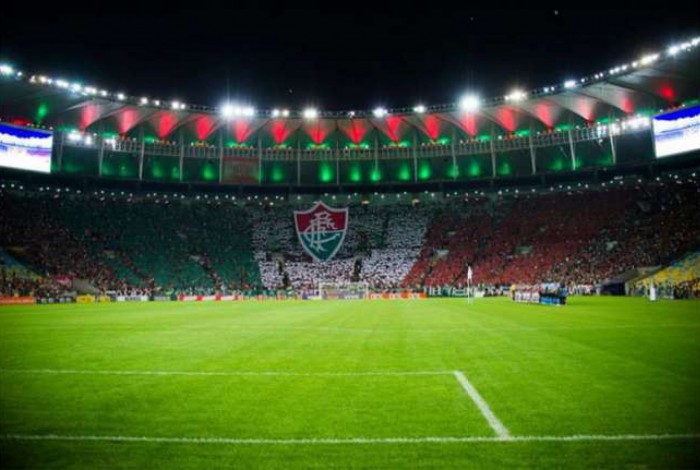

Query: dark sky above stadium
1;2;698;112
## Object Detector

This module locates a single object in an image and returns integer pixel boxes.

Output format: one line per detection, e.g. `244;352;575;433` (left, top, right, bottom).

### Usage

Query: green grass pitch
1;297;699;469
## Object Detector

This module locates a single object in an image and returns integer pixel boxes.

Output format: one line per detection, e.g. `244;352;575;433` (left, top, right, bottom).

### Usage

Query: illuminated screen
0;123;53;173
653;106;700;158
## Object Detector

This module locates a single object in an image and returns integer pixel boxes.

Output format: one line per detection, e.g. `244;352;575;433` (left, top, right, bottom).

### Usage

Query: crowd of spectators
628;279;700;299
0;191;260;294
404;182;699;290
1;179;697;295
360;249;417;288
0;194;123;292
284;259;356;289
256;258;285;289
565;184;699;283
252;204;429;289
0;271;71;298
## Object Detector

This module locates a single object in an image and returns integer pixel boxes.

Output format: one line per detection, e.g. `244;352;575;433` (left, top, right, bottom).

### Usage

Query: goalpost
319;282;370;300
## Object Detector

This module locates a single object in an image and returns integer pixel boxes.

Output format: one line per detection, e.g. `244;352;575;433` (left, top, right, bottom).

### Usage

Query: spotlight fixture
459;94;481;112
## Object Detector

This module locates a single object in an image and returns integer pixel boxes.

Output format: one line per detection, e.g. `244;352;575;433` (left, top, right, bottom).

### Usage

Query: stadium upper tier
0;38;699;187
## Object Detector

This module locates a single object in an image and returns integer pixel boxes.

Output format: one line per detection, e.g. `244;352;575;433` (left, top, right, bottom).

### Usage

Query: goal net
319;282;369;300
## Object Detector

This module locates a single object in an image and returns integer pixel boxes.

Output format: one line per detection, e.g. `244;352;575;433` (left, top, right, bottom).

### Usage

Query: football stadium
1;9;700;468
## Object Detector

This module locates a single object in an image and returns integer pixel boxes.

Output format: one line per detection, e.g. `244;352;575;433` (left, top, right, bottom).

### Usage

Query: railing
59;125;648;162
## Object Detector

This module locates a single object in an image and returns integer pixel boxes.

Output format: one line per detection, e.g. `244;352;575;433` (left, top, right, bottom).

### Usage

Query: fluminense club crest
294;202;348;262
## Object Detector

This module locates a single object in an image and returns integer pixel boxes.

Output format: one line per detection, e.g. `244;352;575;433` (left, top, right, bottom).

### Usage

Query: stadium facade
1;38;699;301
0;38;699;192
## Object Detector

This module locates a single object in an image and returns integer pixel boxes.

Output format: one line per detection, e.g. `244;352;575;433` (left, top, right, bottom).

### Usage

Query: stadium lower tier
1;178;698;297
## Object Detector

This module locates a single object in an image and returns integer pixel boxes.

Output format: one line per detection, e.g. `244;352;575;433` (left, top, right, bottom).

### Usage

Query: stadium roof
1;38;699;146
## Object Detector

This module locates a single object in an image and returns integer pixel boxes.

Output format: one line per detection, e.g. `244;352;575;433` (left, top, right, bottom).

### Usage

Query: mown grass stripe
0;368;453;377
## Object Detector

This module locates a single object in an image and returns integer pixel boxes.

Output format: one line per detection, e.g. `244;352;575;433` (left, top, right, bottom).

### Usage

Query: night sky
1;3;698;112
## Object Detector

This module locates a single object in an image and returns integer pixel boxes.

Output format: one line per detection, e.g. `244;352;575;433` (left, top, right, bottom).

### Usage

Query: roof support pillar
335;132;340;187
296;132;301;187
609;129;617;165
97;138;105;178
489;127;496;179
178;131;184;183
138;127;145;181
56;131;64;173
218;129;224;184
374;131;379;183
257;132;263;185
529;131;537;175
412;130;418;183
568;129;577;171
451;128;457;180
97;123;104;177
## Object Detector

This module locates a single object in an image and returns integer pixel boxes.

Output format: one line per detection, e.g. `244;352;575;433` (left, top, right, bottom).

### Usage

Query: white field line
2;433;699;445
0;368;452;378
453;371;511;439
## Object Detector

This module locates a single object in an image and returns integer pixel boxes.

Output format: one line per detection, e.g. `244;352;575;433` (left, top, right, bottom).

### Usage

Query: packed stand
252;203;429;289
2;179;698;295
405;182;700;289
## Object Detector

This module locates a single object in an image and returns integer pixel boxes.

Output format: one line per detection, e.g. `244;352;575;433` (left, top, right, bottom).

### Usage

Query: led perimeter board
653;105;700;158
0;123;53;173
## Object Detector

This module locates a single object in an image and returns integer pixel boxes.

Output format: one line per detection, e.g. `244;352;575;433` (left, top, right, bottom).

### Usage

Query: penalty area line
453;370;511;439
2;433;699;445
